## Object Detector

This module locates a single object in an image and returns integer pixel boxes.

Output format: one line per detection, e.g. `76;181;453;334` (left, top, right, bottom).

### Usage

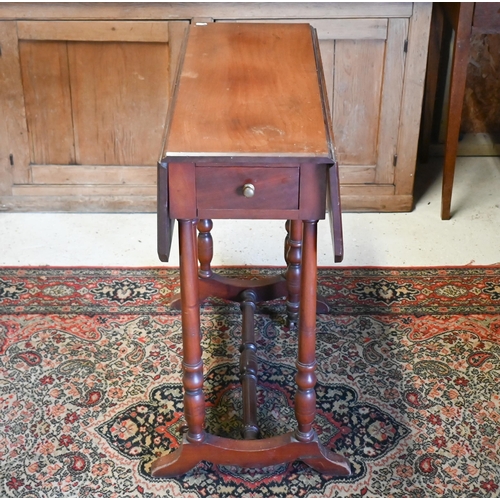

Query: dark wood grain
178;219;205;444
157;161;174;262
285;219;302;327
295;220;319;442
163;23;332;159
150;431;351;478
472;2;500;32
327;161;344;262
239;290;259;439
441;2;475;220
197;219;213;278
195;166;300;211
168;162;196;219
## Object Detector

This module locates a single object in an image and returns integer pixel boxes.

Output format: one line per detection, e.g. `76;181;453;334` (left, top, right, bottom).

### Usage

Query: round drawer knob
242;183;255;198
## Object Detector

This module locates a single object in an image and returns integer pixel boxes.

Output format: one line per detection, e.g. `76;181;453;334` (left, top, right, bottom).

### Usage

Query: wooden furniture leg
295;220;318;443
293;219;351;473
284;219;328;323
285;219;302;327
419;3;444;164
178;219;205;443
441;2;474;220
239;290;260;439
197;219;213;278
150;219;351;478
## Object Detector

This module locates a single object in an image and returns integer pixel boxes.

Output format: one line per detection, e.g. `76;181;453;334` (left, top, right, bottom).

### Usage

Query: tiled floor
1;156;499;268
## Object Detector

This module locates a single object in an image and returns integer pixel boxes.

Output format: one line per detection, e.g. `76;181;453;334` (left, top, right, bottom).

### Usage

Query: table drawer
195;166;300;211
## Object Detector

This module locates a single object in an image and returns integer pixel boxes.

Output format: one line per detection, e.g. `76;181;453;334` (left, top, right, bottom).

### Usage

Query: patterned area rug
0;266;499;497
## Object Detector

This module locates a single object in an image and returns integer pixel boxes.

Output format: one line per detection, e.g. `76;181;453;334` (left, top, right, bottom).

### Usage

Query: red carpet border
0;267;499;497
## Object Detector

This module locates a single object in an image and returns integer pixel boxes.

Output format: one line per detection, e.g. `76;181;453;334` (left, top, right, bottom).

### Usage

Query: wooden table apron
153;23;349;478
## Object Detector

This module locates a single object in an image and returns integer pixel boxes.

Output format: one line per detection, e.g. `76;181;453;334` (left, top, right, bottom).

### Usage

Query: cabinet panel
333;39;385;170
19;38;170;167
68;41;169;165
1;19;188;211
316;18;406;188
19;41;75;165
17;20;170;42
0;21;30;191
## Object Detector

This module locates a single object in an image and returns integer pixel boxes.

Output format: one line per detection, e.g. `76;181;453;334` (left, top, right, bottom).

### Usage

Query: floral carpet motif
0;266;499;497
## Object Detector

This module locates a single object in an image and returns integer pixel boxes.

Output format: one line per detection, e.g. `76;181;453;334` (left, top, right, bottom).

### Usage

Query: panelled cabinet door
0;20;188;211
313;18;408;208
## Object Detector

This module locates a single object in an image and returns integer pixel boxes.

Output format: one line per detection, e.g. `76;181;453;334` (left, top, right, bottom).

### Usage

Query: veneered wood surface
165;23;332;158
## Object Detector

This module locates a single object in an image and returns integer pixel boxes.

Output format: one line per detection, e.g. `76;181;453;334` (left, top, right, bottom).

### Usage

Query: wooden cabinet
0;3;431;212
0;18;187;211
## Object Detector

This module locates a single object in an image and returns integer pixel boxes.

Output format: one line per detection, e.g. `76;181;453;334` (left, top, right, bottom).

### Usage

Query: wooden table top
162;23;333;160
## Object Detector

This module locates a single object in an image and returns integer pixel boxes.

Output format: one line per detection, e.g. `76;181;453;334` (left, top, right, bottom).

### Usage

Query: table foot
150;431;351;478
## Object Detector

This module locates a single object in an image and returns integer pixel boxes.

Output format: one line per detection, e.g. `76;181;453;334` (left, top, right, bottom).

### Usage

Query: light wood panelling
31;165;156;185
0;3;414;21
0;195;156;212
305;18;387;39
168;22;189;92
318;40;334;111
375;18;408;184
68;41;170;165
19;41;75;165
395;2;432;196
338;165;377;184
17;20;170;42
341;193;412;212
0;21;30;190
333;39;385;168
12;184;156;196
218;18;388;40
340;184;394;196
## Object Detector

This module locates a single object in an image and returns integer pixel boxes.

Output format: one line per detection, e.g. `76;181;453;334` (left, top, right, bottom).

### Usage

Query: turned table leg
179;219;205;443
285;220;302;327
295;220;318;442
239;290;259;439
151;217;351;478
197;219;213;278
285;219;328;321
